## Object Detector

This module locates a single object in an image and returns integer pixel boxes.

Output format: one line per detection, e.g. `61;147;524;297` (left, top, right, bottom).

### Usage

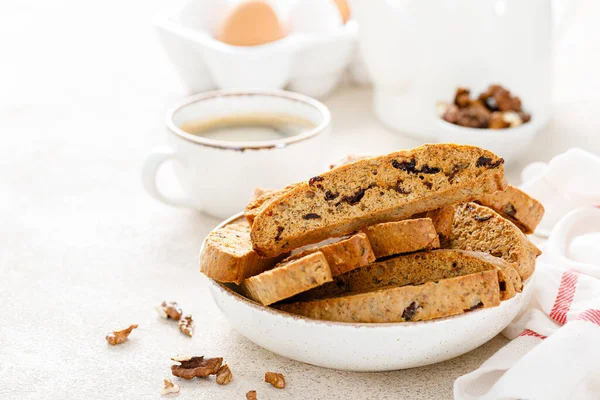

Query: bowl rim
203;212;532;329
436;116;535;137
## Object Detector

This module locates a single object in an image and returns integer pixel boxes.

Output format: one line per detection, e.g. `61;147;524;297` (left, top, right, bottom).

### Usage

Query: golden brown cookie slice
361;218;439;258
290;249;518;302
449;202;541;281
244;184;299;226
278;269;501;323
476;185;545;234
200;220;285;284
423;205;456;247
241;252;332;306
251;144;507;257
283;233;375;276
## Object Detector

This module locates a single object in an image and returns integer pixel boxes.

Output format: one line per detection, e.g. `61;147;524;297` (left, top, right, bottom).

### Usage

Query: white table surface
1;1;600;399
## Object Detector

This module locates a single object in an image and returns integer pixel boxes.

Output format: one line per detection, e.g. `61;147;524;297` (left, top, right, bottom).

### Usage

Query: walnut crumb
161;379;180;395
264;372;286;389
246;390;257;400
216;364;232;385
178;315;193;337
105;324;138;345
171;355;222;379
155;301;182;320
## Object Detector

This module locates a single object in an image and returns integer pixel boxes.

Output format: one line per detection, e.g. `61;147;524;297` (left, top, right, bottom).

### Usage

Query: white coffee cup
142;90;331;219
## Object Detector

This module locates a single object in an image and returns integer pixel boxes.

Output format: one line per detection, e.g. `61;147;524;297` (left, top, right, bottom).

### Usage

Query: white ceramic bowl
434;119;536;165
154;10;357;98
204;213;534;372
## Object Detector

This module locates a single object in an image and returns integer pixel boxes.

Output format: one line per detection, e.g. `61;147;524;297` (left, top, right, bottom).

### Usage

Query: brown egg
217;1;286;46
333;0;351;24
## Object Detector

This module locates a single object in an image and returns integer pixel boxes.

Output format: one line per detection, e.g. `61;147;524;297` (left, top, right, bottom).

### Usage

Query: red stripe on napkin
519;329;547;339
549;271;579;325
576;309;600;326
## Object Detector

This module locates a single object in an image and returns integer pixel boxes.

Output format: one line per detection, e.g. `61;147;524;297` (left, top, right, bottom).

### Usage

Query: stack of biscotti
199;144;544;324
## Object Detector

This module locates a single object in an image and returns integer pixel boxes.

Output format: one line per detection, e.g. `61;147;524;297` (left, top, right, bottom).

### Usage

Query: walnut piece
216;364;232;385
171;356;223;380
454;87;472;108
264;372;286;389
502;111;523;127
105;324;138;345
442;84;530;129
489;112;510;129
459;106;490;128
161;379;180;395
519;111;532;123
155;301;182;320
178;315;193;337
246;390;257;400
479;84;522;111
444;105;490;128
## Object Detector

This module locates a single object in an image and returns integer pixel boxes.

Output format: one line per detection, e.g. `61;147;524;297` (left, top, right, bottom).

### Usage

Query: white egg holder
154;4;358;98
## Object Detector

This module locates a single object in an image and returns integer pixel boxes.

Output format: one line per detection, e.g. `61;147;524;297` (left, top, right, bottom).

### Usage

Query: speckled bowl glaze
204;213;535;371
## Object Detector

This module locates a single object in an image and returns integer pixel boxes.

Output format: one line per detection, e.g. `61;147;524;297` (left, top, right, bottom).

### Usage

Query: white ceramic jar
350;0;575;139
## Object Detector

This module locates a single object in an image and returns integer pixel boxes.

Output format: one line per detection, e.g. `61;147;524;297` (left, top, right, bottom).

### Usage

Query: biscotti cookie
332;163;455;243
199;220;285;285
283;233;375;276
278;269;501;323
291;249;518;302
449;202;541;281
423;206;456;247
241;252;332;306
361;218;439;258
251;144;507;257
495;263;521;300
244;184;299;226
476;185;545;234
496;259;522;293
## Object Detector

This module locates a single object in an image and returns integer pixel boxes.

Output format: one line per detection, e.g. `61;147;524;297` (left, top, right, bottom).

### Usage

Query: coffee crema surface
180;114;316;142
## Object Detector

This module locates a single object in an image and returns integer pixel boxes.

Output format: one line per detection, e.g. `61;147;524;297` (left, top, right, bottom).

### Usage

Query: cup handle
142;146;198;209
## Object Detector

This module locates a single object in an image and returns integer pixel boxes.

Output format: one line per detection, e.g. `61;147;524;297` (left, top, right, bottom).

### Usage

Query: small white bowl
434;119;536;165
154;9;357;98
204;213;534;371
